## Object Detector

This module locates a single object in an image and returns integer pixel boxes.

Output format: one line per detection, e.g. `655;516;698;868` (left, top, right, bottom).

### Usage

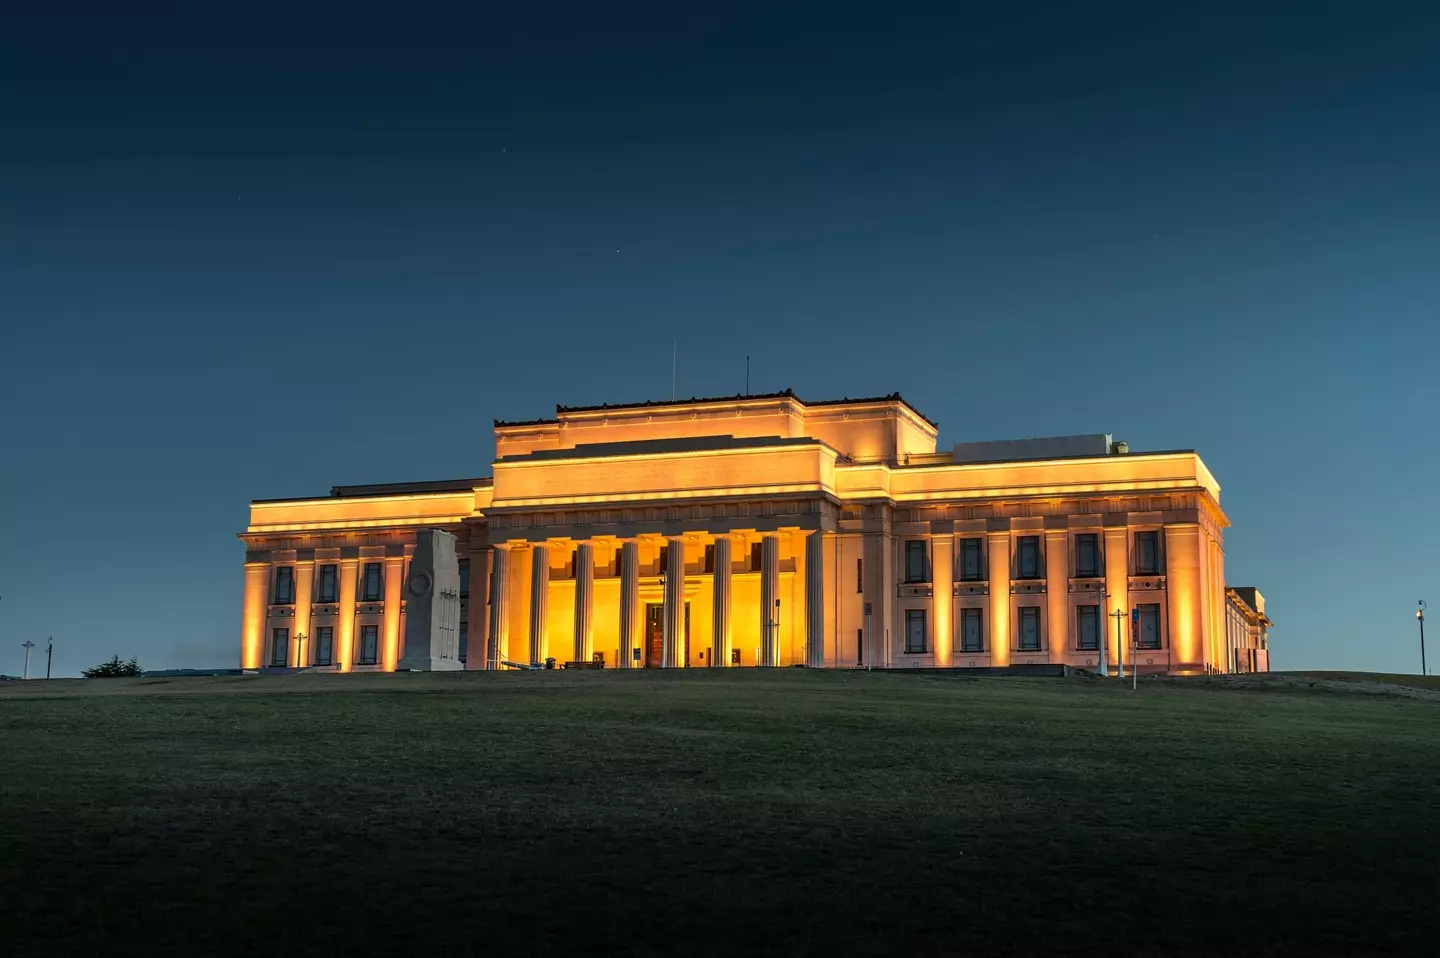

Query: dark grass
2;671;1438;956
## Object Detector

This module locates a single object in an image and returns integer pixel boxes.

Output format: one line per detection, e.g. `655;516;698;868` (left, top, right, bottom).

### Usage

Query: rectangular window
960;608;984;652
905;609;928;653
703;544;715;574
458;622;468;664
750;542;763;572
318;564;338;603
314;626;334;666
1138;603;1162;649
359;624;379;665
1018;606;1042;651
1077;605;1100;651
270;628;289;667
1017;536;1041;579
856;558;863;593
1136;531;1161;575
458;558;470;597
1076;533;1101;578
362;563;382;601
904;540;929;583
959;538;984;581
857;627;864;664
273;566;295;604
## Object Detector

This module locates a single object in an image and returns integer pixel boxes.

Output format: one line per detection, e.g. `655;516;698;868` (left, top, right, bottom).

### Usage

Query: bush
82;655;143;678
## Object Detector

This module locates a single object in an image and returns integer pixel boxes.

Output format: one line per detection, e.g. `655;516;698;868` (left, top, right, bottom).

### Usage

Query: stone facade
238;391;1268;675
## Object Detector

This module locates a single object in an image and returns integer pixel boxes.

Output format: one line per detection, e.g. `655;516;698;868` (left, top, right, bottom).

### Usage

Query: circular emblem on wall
408;572;433;597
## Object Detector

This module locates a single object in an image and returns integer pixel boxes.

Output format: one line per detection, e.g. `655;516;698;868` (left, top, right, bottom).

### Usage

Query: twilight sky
3;1;1438;675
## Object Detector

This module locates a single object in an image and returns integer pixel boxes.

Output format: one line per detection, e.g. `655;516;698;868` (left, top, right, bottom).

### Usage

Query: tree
82;655;142;678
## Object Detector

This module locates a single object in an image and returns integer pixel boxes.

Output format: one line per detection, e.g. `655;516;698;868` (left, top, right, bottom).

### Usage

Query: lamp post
659;571;668;669
1096;584;1109;677
295;632;307;669
1110;609;1126;679
1418;601;1427;676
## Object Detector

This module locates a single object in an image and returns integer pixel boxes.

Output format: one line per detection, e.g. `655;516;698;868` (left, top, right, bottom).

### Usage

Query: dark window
1017;536;1041;579
359;624;379;665
856;628;864;665
1136;532;1161;575
270;628;289;666
458;622;468;664
904;540;929;583
750;542;763;571
1077;605;1100;651
703;544;715;574
1138;604;1162;649
314;626;333;666
856;558;863;593
658;545;669;574
960;608;984;652
1018;606;1042;651
273;566;294;604
318;564;338;603
959;538;984;581
1076;533;1101;578
362;563;383;601
905;609;928;653
458;558;470;597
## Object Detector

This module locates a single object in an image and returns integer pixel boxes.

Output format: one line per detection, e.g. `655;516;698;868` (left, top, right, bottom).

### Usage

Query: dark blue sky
4;1;1438;675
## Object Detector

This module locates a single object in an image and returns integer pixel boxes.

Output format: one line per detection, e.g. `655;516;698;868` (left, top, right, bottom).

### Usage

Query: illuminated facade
239;391;1267;675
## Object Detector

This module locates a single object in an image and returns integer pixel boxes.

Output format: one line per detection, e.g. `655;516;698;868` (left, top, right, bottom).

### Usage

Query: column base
396;655;464;672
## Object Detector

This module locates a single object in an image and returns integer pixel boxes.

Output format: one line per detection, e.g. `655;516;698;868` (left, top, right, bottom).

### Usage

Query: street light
1418;601;1427;676
295;632;307;669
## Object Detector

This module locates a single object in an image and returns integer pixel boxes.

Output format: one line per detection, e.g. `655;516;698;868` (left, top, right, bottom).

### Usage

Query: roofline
496;388;939;430
250;477;492;504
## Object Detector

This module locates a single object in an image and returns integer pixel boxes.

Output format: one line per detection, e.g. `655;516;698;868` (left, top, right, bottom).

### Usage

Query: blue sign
1132;608;1140;622
632;647;641;662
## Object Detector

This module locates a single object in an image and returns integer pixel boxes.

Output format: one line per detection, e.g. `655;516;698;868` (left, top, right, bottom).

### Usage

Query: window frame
1135;531;1162;576
958;538;984;582
314;626;334;666
359;624;380;665
1138;603;1163;650
273;566;295;605
458;558;470;598
1016;536;1042;580
904;608;928;654
362;563;383;602
317;564;338;603
270;627;289;667
1075;533;1101;578
1076;604;1101;651
904;539;930;584
1018;606;1043;651
960;607;985;652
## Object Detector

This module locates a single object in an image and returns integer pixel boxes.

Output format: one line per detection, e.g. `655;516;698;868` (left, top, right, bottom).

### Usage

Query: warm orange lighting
382;556;404;671
241;563;268;669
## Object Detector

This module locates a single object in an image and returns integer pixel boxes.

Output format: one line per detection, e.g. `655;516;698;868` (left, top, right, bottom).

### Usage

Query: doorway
643;602;690;667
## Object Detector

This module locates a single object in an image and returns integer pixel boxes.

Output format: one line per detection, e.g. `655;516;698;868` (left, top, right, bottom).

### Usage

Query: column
987;528;1011;666
710;536;733;667
336;557;358;672
804;531;825;668
466;548;492;671
760;534;780;666
662;536;685;667
241;562;269;669
486;545;510;669
382;554;405;672
1165;524;1201;671
573;542;594;663
1045;529;1069;661
293;559;315;667
529;543;549;665
1103;525;1129;671
618;540;639;668
932;532;953;667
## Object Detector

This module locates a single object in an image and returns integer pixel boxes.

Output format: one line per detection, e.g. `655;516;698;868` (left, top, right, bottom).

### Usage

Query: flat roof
498;434;826;463
495;389;938;429
251;477;491;504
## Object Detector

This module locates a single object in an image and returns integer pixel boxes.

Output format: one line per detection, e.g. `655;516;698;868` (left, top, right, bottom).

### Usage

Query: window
318;564;338;603
270;628;289;667
905;609;928;653
1136;531;1161;575
359;624;379;665
1076;533;1101;578
960;608;984;652
1018;606;1042;651
1138;604;1162;649
750;542;763;571
1077;605;1100;651
314;626;333;666
458;558;470;597
658;545;669;574
959;538;984;581
703;544;715;574
856;558;863;593
273;566;294;604
362;563;382;601
1017;536;1041;579
904;540;929;583
458;622;468;664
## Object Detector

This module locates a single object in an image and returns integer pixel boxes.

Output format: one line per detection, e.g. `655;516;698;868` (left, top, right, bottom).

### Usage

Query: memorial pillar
336;557;359;672
486;545;510;669
760;533;780;666
710;536;733;667
618;540;640;668
574;542;594;663
382;554;405;671
529;543;550;665
293;559;315;667
662;536;685;667
804;531;825;668
241;562;269;669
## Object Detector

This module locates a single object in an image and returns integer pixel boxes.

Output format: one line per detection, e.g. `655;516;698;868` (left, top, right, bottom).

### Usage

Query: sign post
1131;608;1140;691
863;602;872;670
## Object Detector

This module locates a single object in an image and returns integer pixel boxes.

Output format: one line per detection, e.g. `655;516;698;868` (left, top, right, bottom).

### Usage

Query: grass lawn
2;670;1438;956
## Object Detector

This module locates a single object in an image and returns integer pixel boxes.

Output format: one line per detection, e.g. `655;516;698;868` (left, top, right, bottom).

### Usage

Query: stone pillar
987;528;1011;666
1165;524;1201;671
710;536;733;667
574;542;594;663
241;562;269;669
466;547;492;671
486;545;510;670
336;557;359;672
293;559;315;667
382;554;405;672
760;533;780;666
619;540;639;668
1045;529;1069;660
931;532;954;667
804;531;825;668
662;536;685;667
529;543;550;665
1103;525;1129;670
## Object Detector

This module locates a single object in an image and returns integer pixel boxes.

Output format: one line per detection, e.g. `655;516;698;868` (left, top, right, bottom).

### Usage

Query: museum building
239;390;1270;674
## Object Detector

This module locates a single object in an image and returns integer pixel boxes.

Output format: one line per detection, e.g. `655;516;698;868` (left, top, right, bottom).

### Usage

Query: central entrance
643;602;690;667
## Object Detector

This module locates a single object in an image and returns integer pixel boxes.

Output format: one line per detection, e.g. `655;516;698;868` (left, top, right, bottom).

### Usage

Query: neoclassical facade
239;391;1269;675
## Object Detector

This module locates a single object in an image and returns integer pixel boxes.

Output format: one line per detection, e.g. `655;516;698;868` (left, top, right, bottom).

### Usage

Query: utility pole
46;637;53;680
21;640;35;680
1419;601;1427;676
1097;585;1109;677
1111;609;1126;679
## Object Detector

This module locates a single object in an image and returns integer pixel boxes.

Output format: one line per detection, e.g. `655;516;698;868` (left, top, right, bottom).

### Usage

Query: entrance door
643;602;690;667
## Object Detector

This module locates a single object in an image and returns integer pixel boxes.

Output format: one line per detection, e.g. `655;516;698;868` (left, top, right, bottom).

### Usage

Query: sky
3;1;1439;676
